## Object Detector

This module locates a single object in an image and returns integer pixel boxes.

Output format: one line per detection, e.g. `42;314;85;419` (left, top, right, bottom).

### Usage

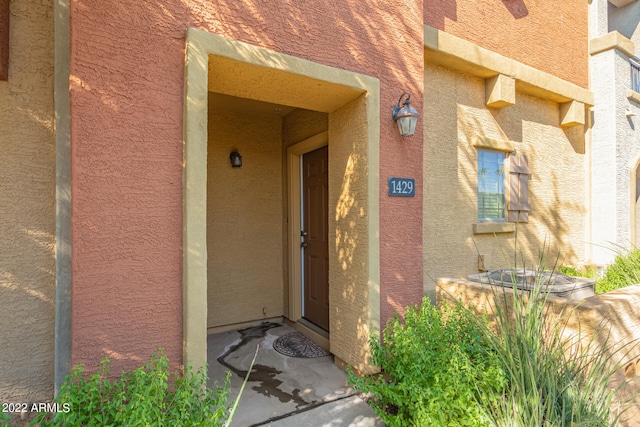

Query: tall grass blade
225;345;259;427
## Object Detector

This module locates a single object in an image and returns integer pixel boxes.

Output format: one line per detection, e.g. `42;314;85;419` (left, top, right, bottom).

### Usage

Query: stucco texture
70;0;424;372
590;38;640;264
609;1;640;56
425;0;589;89
0;0;55;403
423;62;587;291
206;108;283;328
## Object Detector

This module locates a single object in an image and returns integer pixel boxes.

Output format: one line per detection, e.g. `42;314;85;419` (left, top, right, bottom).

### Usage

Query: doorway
301;146;329;331
183;28;381;374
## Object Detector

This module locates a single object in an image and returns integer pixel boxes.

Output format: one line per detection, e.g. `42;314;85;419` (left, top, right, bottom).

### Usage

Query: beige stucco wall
0;0;55;404
423;62;587;293
207;106;284;328
328;95;379;374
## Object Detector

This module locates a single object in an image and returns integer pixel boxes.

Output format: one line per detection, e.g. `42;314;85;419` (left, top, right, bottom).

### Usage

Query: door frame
287;131;328;324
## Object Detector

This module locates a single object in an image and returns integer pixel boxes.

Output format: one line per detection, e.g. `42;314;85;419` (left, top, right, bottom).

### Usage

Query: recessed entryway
183;28;381;375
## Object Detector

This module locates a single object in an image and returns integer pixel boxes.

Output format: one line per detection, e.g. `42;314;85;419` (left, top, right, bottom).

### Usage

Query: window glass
478;149;506;221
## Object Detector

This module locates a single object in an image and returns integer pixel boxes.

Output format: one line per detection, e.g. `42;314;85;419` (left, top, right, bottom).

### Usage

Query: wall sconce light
230;151;242;167
392;92;419;137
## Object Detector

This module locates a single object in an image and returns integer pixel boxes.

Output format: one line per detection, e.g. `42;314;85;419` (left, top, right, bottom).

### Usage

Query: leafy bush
562;248;640;294
0;411;9;427
557;264;597;280
33;350;231;427
595;248;640;294
348;300;505;427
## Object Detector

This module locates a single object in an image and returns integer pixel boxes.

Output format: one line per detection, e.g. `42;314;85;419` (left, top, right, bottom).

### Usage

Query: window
477;149;506;222
631;57;640;94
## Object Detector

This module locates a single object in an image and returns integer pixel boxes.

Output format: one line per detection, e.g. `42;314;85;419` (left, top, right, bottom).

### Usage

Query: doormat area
273;332;331;358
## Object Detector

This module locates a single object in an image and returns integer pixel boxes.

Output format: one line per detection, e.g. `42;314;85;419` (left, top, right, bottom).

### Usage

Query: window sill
473;222;516;235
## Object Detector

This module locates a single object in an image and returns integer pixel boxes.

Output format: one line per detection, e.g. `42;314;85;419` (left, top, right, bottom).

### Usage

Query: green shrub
0;411;9;426
557;264;597;280
348;300;505;427
595;248;640;294
560;248;640;294
33;350;231;427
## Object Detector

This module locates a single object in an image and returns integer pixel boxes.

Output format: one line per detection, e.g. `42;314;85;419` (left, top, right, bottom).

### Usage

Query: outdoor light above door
392;92;419;137
230;151;242;167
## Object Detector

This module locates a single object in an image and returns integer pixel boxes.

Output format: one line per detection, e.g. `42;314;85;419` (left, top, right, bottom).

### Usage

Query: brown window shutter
508;153;530;223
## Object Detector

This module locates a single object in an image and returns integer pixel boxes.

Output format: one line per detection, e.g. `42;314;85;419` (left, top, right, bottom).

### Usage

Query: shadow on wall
195;0;423;94
423;73;586;291
72;0;424;376
501;0;529;19
608;1;640;41
0;0;56;403
329;95;379;374
423;0;458;29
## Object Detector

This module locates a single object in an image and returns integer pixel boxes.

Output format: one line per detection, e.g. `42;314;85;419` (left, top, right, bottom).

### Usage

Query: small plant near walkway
348;302;506;426
32;349;233;427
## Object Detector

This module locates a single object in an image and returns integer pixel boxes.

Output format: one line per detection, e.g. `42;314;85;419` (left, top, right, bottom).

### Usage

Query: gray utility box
468;268;596;301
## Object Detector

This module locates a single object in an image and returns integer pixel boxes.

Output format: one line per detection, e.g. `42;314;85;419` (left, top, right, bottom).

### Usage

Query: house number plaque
388;177;415;197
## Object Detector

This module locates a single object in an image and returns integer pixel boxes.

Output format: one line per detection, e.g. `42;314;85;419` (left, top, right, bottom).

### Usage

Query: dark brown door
302;146;329;331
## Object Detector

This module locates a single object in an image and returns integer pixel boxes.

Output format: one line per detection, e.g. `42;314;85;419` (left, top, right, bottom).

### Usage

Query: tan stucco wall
328;95;380;374
423;62;587;293
207;107;284;328
0;0;55;403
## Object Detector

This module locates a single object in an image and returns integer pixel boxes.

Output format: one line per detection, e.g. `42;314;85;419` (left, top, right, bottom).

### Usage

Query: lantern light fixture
392;92;419;137
230;151;242;167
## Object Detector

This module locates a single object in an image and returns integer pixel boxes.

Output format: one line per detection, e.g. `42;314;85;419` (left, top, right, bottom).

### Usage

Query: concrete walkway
207;323;385;427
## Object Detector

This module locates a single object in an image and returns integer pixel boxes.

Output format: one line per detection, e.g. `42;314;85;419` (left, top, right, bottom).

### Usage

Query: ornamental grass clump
476;259;632;426
350;251;638;426
348;301;506;427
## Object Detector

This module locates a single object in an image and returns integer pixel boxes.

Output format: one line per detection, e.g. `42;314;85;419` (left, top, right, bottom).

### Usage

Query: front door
302;146;329;331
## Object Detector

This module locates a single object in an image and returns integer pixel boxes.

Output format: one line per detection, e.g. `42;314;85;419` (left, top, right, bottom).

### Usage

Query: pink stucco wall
70;1;424;371
424;0;589;88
